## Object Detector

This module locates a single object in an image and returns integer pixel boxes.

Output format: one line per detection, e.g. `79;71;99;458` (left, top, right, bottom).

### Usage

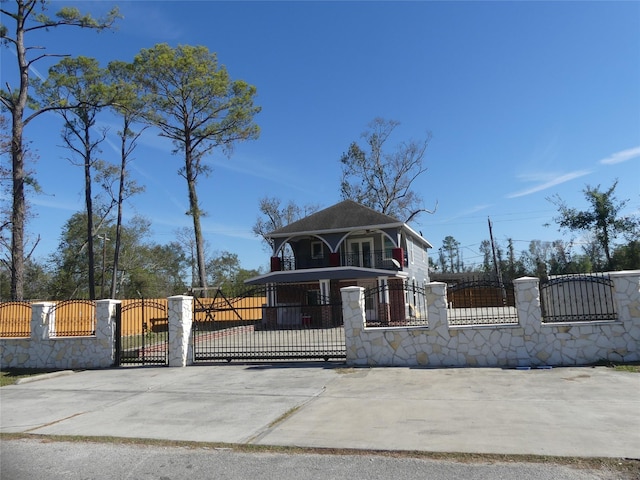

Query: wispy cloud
30;195;80;212
448;204;492;221
124;126;309;193
207;156;310;193
506;170;592;199
599;146;640;165
427;204;492;227
149;215;258;242
121;3;185;42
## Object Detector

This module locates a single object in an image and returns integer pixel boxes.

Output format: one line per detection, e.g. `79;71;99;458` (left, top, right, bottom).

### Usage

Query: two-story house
245;200;432;326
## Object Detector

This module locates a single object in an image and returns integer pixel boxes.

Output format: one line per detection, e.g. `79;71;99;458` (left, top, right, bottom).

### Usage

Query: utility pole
488;217;507;304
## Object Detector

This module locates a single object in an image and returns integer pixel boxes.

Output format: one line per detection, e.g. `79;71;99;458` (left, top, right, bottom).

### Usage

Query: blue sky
2;0;639;272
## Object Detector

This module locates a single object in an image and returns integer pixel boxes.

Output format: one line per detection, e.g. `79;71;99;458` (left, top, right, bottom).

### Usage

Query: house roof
268;200;403;237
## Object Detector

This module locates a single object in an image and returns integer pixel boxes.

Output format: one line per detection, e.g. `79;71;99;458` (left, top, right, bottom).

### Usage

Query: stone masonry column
95;299;120;367
31;302;55;340
609;271;640;363
513;277;542;365
168;295;194;367
610;271;640;323
425;282;449;340
513;277;542;329
341;286;366;365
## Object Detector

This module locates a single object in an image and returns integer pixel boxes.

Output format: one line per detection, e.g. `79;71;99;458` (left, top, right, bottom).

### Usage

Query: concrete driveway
1;364;638;458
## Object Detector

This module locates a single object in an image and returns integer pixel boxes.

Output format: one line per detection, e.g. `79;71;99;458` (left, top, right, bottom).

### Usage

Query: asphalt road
0;437;629;480
1;364;639;479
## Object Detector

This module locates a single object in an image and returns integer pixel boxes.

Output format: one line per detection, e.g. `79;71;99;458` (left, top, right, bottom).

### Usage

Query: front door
348;238;373;268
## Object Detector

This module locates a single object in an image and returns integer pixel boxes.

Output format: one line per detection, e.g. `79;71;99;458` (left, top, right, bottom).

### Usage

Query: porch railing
281;250;402;271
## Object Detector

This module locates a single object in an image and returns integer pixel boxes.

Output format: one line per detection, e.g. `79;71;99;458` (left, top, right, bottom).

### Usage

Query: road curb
15;370;76;385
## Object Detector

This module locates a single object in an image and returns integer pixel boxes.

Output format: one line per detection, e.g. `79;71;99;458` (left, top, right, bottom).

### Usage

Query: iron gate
115;299;169;366
192;285;346;362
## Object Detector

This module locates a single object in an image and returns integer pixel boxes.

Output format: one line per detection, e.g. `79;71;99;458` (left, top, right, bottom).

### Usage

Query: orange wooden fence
0;302;32;337
193;297;267;323
0;297;268;337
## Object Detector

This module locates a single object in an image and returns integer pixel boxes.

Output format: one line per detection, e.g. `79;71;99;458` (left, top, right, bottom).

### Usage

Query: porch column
264;283;277;328
377;277;390;325
320;279;332;327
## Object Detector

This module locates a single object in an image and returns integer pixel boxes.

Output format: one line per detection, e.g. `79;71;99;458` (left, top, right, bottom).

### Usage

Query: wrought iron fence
50;300;96;336
363;282;428;327
446;277;518;326
540;273;617;323
0;301;32;337
0;300;97;337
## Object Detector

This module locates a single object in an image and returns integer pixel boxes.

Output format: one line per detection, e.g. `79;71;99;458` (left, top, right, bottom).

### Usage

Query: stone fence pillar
341;286;365;365
96;299;119;366
425;282;448;338
512;277;542;366
95;299;119;341
610;271;640;323
31;302;55;340
514;277;542;331
168;295;193;367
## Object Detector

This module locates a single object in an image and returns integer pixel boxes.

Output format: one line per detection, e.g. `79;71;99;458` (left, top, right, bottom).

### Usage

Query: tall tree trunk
191;196;208;292
602;225;613;270
110;122;128;299
10;113;25;301
9;3;30;300
84;125;96;300
184;153;207;292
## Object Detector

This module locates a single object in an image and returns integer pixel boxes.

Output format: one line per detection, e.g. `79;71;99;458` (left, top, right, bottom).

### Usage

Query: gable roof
268;200;403;237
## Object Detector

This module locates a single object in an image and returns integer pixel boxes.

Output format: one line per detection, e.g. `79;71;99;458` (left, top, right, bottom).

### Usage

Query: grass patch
335;367;358;374
0;368;63;387
1;433;639;478
267;405;302;428
613;364;640;373
592;360;640;373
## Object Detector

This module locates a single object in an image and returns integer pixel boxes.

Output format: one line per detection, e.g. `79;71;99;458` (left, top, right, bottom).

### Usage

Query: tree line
3;2;635;301
2;3;432;301
0;211;262;301
435;181;639;278
1;1;259;300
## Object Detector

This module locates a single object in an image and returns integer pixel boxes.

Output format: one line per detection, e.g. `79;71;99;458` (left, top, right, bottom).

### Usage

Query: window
408;238;414;264
311;241;323;259
307;289;321;305
319;279;330;304
384;237;394;259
